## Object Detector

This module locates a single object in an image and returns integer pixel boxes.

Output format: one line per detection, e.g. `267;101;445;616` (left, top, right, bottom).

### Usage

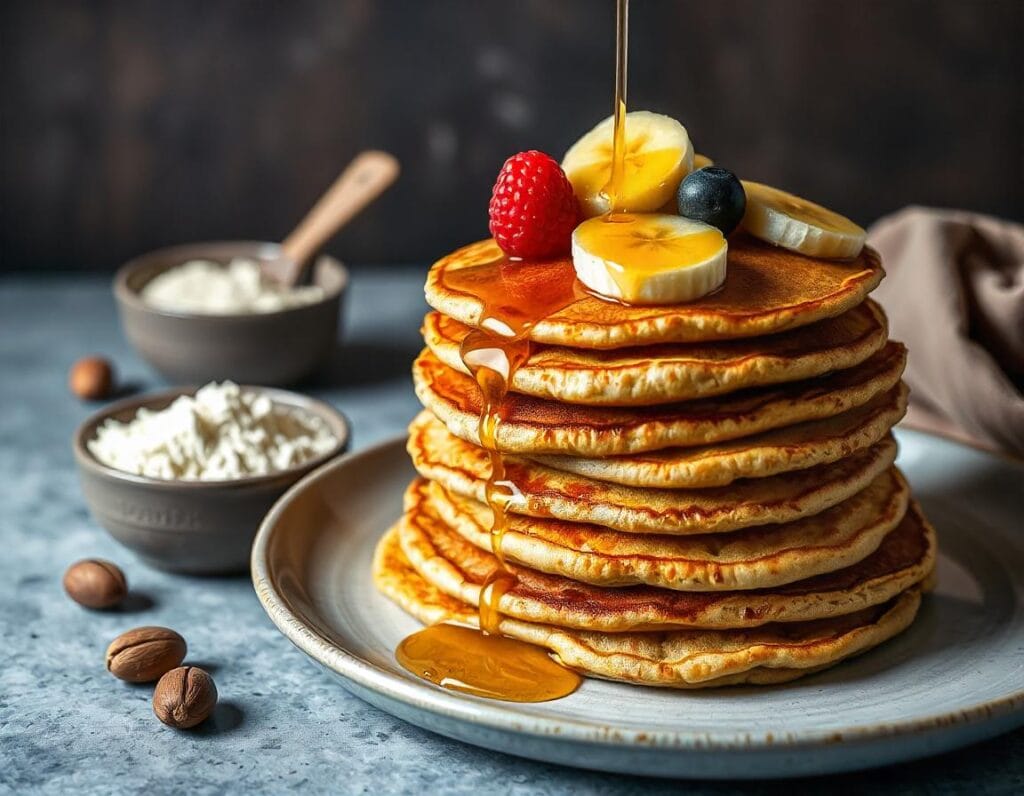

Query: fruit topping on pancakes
562;111;694;217
485;113;867;307
676;166;747;236
571;214;727;304
488;151;579;259
741;181;867;259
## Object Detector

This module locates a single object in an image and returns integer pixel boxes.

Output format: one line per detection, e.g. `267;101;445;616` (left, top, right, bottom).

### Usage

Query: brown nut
106;626;186;683
69;356;115;400
63;559;127;609
153;666;218;729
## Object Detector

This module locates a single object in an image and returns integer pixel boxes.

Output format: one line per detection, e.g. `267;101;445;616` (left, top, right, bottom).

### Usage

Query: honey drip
396;257;587;702
396;0;631;703
462;332;526;635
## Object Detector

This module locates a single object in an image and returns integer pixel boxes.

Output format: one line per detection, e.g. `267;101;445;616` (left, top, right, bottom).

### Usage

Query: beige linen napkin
868;206;1024;456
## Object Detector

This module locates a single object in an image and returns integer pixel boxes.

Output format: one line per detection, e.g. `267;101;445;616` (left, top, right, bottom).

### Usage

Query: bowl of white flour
114;241;348;386
73;382;349;574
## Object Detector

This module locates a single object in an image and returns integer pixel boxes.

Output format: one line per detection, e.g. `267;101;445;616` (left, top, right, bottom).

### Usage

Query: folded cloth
868;206;1024;457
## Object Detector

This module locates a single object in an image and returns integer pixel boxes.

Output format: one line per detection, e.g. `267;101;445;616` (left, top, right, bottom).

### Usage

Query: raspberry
488;150;579;259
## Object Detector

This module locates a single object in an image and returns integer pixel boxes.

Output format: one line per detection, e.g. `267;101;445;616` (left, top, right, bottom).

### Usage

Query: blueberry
676;167;746;235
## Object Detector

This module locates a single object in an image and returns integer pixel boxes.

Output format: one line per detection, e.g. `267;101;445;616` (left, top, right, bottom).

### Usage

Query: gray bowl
114;241;348;386
72;386;350;575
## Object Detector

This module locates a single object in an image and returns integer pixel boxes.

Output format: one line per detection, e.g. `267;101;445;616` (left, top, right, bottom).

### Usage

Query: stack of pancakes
375;236;936;689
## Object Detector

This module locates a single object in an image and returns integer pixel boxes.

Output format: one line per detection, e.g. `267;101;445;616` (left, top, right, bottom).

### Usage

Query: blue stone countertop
1;269;1020;795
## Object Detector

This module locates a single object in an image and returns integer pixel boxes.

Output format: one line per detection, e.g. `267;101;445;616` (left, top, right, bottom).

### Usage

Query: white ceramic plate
252;428;1024;779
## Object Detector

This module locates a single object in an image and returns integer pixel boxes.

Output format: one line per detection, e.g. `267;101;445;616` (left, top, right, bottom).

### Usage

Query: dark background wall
2;0;1022;272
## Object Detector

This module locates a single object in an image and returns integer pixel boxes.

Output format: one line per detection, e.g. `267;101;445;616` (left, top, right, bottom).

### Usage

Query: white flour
89;382;338;480
141;258;324;314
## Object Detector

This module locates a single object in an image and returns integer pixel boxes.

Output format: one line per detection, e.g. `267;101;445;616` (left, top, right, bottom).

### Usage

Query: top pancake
423;300;888;406
425;237;884;348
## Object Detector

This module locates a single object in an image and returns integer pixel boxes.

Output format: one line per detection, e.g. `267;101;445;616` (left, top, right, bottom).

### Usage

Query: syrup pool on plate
395;624;582;703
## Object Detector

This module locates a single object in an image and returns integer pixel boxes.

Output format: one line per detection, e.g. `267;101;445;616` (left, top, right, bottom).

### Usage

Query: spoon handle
279;150;400;285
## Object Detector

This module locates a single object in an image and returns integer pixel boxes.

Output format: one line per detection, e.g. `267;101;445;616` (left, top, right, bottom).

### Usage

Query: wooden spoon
263;150;400;287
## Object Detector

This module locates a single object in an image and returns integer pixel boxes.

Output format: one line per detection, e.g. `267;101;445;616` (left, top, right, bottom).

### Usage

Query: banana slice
656;155;713;211
571;214;727;305
742;181;866;259
562;111;694;217
656;157;714;214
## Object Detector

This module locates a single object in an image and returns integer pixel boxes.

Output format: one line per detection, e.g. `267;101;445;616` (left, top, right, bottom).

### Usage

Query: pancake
413;341;907;456
532;383;908;488
374;529;923;688
416;468;910;590
425;237;884;348
398;485;934;629
408;413;899;534
423;300;888;406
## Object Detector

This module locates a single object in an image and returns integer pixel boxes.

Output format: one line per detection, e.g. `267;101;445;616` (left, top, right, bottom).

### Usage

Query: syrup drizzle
456;263;587;637
396;258;587;702
396;0;630;703
605;0;630;214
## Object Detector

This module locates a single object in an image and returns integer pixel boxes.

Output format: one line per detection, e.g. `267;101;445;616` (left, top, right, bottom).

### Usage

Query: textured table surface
1;270;1021;795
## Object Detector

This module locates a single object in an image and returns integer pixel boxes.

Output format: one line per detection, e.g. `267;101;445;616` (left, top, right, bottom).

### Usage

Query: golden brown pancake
531;383;908;488
373;529;923;688
397;484;934;630
423;300;888;406
415;469;910;590
425;237;884;348
408;413;899;534
413;341;907;456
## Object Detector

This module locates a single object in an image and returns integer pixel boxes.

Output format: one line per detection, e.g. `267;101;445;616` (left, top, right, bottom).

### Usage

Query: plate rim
251;430;1024;754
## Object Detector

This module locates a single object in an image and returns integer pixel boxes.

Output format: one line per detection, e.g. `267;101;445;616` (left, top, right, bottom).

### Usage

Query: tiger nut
69;356;115;400
63;559;127;609
106;626;186;683
153;666;218;729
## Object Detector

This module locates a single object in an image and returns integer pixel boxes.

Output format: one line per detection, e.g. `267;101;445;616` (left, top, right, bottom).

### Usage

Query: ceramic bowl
73;386;349;575
114;241;348;386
